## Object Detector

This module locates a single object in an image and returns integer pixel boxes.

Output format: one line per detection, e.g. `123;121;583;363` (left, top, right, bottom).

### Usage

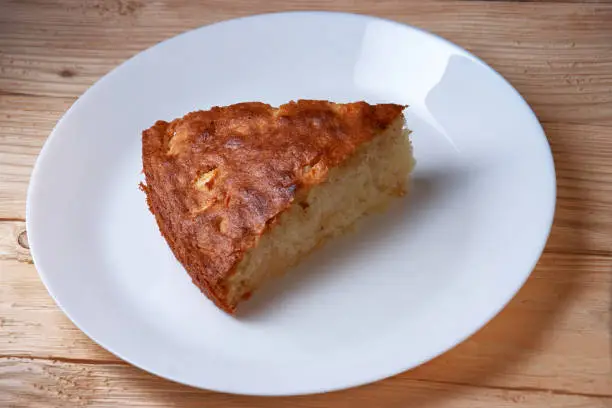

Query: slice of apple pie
141;100;414;313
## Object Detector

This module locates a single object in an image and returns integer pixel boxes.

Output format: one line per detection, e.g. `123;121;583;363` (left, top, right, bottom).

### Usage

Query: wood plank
1;252;610;396
0;358;610;408
545;123;612;254
2;97;612;252
0;1;611;124
0;95;74;219
0;221;30;263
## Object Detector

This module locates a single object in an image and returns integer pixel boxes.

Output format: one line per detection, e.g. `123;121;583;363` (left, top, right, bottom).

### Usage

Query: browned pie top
142;100;404;301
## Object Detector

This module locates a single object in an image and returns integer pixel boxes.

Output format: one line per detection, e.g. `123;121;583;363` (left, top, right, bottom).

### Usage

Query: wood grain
1;0;612;406
1;1;612;124
1;252;611;396
0;95;74;219
0;221;30;263
545;123;612;255
0;260;118;362
1;358;611;408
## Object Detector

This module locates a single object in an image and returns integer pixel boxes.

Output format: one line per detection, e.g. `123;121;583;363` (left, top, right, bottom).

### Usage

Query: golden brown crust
142;100;405;313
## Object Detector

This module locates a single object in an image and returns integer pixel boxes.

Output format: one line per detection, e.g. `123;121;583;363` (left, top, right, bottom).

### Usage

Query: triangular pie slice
141;100;414;314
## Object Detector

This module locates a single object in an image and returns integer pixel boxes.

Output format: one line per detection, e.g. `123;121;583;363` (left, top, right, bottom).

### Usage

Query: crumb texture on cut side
141;100;411;313
225;117;414;308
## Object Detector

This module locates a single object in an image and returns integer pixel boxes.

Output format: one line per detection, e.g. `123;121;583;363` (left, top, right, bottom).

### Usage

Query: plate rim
25;10;557;396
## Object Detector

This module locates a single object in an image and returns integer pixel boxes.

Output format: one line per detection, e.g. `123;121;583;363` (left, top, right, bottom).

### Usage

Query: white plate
27;12;556;395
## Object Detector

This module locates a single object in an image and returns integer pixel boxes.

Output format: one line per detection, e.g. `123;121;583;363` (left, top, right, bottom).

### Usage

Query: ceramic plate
27;12;556;395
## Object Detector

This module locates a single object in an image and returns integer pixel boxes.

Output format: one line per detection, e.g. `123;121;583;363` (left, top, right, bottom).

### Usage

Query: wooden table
1;1;611;406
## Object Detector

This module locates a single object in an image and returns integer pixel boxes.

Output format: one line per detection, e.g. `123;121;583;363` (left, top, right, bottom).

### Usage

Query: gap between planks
0;355;121;366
